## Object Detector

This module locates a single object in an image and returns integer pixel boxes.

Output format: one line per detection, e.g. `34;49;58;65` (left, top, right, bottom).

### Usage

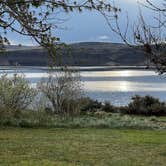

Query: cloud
117;0;146;5
9;39;36;46
97;35;110;41
126;0;148;4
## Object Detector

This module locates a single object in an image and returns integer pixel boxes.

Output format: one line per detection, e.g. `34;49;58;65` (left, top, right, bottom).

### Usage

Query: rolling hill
0;42;147;66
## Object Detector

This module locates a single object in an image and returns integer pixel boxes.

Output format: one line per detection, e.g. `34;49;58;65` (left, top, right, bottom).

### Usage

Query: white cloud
118;0;147;5
98;35;110;41
9;39;36;46
125;0;146;3
9;39;18;45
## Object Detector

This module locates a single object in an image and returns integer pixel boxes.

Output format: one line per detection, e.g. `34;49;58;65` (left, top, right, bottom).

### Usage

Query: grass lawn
0;128;165;166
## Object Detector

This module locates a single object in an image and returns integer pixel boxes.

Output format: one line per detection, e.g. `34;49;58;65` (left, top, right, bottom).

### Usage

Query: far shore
0;65;156;72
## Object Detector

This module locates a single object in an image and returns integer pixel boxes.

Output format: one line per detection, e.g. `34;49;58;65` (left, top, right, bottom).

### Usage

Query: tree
105;0;166;74
134;0;166;74
0;73;36;117
37;67;82;117
0;0;119;56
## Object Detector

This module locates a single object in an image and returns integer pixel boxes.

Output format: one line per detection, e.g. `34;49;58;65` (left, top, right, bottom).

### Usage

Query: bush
0;73;36;118
38;67;83;117
122;95;166;116
79;98;116;116
79;97;102;113
101;101;116;113
19;119;35;128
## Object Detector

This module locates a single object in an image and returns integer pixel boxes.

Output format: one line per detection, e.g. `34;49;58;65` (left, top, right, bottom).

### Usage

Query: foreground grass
0;128;165;166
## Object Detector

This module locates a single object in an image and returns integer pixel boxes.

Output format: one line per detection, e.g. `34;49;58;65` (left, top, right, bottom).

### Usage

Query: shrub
38;67;83;117
101;101;116;113
19;119;34;128
79;98;117;115
0;73;36;118
79;97;102;113
123;95;166;116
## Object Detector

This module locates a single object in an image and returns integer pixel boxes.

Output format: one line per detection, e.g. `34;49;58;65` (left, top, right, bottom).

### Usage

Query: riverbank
0;127;165;166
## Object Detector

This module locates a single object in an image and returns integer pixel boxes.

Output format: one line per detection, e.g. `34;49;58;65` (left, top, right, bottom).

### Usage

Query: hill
0;42;147;66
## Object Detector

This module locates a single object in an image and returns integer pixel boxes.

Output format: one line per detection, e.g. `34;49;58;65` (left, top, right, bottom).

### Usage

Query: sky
7;0;159;45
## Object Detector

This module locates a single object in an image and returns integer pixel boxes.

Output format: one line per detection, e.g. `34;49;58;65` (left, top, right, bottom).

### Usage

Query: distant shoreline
0;66;155;71
0;66;156;73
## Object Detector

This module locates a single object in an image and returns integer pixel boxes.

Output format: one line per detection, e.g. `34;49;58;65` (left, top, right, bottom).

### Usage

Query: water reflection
0;69;166;105
81;70;157;77
84;81;166;92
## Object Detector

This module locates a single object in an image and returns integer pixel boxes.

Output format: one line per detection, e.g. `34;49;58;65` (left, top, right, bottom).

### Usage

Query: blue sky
8;0;158;45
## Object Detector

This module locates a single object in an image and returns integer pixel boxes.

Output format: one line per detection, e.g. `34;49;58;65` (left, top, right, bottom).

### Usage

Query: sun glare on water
119;70;132;77
118;81;130;91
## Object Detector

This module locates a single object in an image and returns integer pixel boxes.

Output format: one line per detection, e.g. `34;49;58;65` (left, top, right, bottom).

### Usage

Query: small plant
0;73;36;118
93;111;112;118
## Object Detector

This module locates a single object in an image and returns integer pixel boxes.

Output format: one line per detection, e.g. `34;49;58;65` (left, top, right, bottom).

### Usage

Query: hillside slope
0;42;147;66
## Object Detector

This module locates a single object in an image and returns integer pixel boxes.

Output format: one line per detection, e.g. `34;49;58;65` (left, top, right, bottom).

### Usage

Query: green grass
1;112;166;130
0;128;165;166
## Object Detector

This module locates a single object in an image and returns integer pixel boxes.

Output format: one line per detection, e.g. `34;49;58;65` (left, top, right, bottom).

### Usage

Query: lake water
1;67;166;106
